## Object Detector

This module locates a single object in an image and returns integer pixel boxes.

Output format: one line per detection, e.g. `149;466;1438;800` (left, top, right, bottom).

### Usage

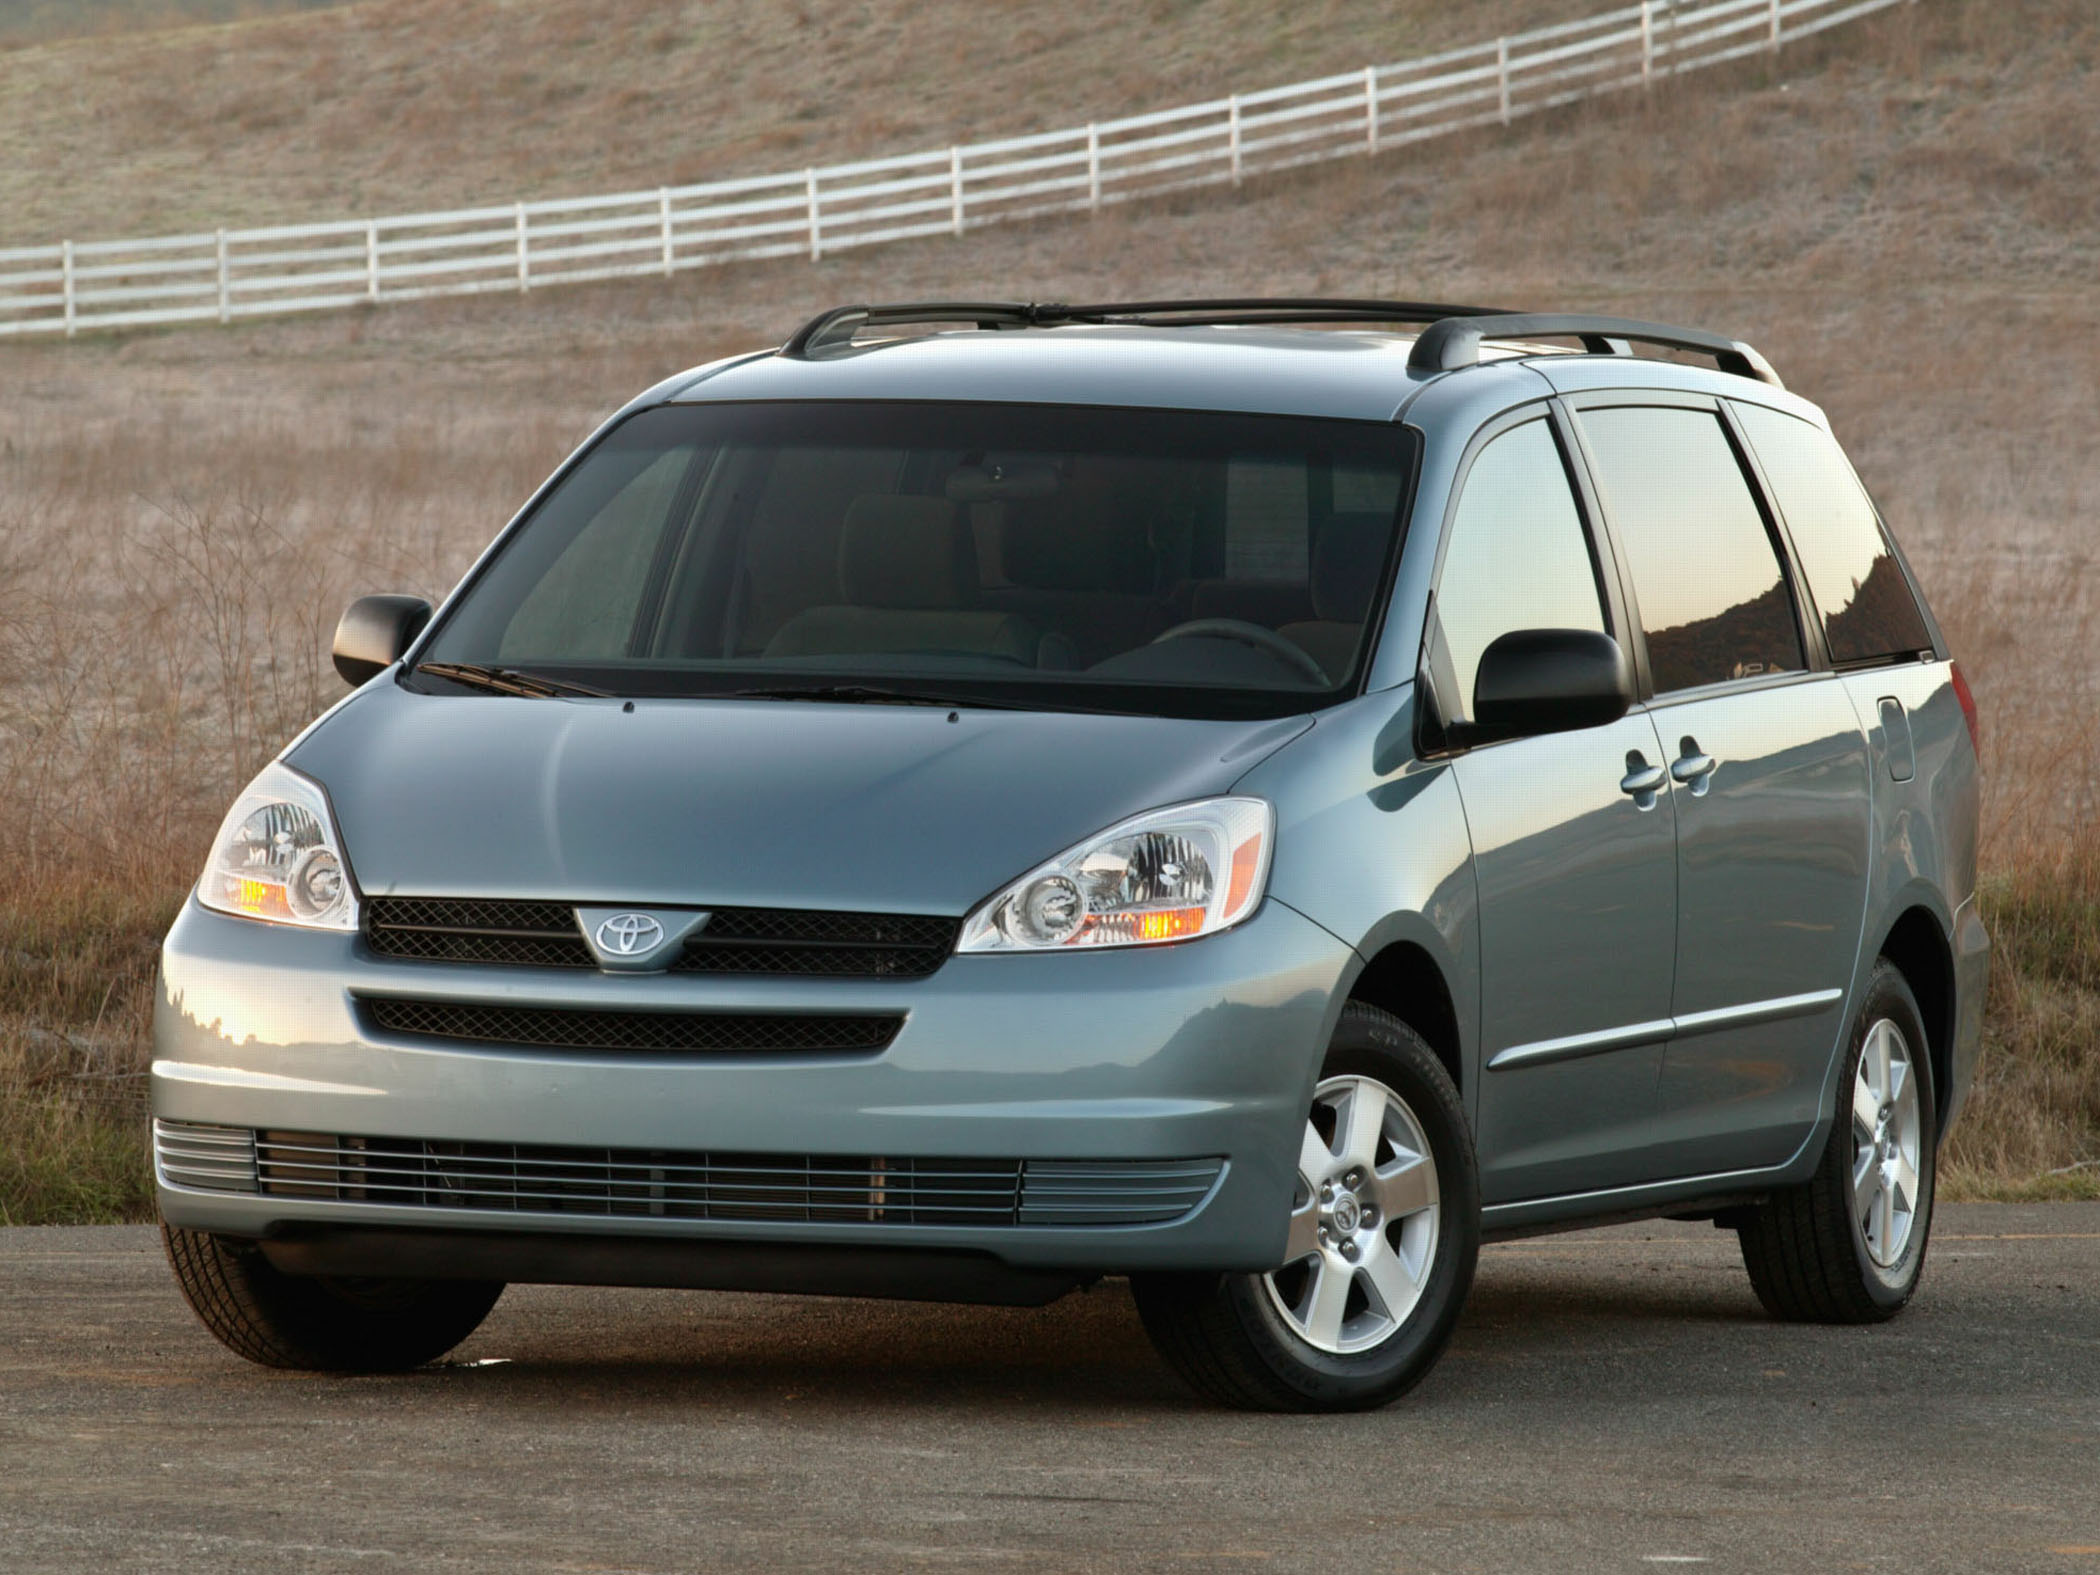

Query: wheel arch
1344;941;1464;1102
1878;904;1956;1135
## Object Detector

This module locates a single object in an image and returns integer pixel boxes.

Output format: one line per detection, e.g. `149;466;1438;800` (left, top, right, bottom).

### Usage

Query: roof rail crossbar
1408;313;1783;388
778;297;1517;358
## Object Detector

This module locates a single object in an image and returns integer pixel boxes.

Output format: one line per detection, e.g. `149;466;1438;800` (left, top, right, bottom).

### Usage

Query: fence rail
1;0;1910;339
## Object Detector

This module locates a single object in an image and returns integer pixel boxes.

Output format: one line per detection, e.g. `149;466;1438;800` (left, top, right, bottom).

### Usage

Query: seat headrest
1311;512;1393;624
838;495;979;610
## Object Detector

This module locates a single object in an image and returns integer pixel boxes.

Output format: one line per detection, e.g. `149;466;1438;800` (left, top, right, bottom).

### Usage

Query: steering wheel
1149;618;1331;686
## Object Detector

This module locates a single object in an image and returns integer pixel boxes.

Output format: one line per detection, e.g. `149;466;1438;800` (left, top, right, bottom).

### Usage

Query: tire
1132;1002;1480;1412
1735;960;1937;1323
162;1224;504;1372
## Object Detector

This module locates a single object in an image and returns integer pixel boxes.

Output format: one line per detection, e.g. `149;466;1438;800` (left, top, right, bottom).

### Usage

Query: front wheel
163;1225;504;1371
1133;1003;1480;1412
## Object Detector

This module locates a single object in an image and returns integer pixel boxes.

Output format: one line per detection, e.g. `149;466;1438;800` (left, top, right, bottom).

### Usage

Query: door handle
1671;737;1718;795
1620;752;1666;809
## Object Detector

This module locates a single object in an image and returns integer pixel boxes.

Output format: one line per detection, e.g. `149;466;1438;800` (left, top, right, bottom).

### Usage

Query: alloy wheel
1262;1074;1442;1354
1851;1017;1923;1268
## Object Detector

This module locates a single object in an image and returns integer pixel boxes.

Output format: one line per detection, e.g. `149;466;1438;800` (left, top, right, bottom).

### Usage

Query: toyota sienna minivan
153;299;1987;1411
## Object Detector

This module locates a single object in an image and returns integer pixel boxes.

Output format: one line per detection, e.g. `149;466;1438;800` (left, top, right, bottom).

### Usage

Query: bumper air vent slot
154;1120;259;1193
249;1132;1224;1228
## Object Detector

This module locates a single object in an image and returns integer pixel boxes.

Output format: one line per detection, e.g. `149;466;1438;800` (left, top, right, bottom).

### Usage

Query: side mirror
332;594;433;687
1466;628;1633;741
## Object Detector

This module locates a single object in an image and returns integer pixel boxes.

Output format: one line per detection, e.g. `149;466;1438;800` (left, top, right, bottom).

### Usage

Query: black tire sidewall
1839;965;1937;1308
1221;1005;1480;1407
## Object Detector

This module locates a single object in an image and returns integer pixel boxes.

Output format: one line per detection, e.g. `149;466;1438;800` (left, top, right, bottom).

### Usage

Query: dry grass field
1;0;2094;1221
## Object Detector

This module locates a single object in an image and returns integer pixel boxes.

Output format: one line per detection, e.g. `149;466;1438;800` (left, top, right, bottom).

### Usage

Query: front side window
1732;404;1933;666
418;402;1417;719
1430;418;1608;725
1577;406;1803;695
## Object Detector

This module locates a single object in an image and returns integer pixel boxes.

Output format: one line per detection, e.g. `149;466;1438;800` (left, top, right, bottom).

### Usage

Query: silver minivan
153;301;1988;1411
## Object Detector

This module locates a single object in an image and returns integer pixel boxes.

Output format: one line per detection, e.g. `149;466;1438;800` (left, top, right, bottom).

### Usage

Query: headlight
958;798;1272;953
195;762;359;931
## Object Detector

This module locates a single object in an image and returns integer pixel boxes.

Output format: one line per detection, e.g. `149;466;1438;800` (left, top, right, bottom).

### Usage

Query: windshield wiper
714;683;1073;713
414;662;611;699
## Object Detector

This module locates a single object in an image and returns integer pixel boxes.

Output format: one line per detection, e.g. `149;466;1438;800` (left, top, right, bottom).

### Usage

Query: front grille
361;998;902;1056
675;908;957;978
249;1130;1224;1227
363;897;958;978
367;897;593;968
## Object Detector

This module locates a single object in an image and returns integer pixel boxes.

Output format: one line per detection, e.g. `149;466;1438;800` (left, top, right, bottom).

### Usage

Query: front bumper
153;896;1354;1275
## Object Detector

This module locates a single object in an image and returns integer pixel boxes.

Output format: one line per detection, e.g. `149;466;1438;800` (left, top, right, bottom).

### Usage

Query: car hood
287;682;1312;913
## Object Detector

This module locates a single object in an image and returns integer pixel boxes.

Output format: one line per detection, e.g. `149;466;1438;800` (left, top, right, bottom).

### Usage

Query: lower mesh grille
248;1132;1224;1227
361;998;902;1056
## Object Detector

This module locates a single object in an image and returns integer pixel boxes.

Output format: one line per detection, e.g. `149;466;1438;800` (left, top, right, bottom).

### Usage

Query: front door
1574;401;1872;1176
1428;413;1682;1204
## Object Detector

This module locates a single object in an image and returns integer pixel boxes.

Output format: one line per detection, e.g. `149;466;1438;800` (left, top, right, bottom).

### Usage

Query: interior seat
763;495;1066;667
1277;512;1393;682
975;492;1169;667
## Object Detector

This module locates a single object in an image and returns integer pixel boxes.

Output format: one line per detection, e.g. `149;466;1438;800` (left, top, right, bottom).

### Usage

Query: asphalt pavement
4;1205;2097;1573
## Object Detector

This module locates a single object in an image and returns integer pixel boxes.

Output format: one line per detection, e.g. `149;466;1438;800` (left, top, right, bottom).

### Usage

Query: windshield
417;400;1417;718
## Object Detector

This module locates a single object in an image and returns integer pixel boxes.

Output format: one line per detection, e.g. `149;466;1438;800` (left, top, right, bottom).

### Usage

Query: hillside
0;0;2095;1215
1;0;1578;243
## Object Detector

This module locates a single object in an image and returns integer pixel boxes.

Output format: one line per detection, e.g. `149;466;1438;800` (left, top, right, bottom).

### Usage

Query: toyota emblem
595;912;666;957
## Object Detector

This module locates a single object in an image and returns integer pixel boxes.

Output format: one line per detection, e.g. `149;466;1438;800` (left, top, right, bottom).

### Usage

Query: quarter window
1432;419;1608;724
1733;404;1933;666
1578;406;1803;695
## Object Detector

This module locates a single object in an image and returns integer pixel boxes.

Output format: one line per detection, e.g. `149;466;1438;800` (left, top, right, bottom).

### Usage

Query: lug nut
1340;1240;1360;1261
1360;1207;1377;1227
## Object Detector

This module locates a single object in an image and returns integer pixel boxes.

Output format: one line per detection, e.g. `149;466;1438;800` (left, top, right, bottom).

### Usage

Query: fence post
514;201;529;291
1769;0;1782;50
61;239;75;337
366;222;379;301
1640;1;1654;87
1086;124;1101;212
1364;64;1380;154
806;168;822;261
1228;94;1242;184
950;147;965;236
216;228;230;324
659;188;674;276
1497;37;1511;125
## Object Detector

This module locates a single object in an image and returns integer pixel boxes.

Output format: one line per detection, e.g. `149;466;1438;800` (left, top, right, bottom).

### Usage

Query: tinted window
1433;419;1608;724
1734;404;1933;665
419;401;1416;720
1579;406;1802;695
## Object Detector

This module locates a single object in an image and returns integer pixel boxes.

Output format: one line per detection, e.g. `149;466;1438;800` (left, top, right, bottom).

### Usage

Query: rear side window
1432;419;1608;724
1733;404;1933;666
1578;406;1803;695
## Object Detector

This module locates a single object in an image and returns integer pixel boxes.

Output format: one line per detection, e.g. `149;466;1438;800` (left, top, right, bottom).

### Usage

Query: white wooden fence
0;0;1910;339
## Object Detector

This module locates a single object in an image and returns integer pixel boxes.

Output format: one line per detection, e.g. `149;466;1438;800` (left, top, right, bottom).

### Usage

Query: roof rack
776;299;1784;389
1408;313;1783;388
778;297;1514;359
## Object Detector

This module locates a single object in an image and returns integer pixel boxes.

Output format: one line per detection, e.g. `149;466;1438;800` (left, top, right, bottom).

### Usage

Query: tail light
1950;662;1980;762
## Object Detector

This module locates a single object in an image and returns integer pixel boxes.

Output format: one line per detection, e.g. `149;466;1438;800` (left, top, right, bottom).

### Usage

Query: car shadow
280;1253;1779;1415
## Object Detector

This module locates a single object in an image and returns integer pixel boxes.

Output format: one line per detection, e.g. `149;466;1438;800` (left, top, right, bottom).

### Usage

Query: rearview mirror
1464;628;1632;742
332;594;433;687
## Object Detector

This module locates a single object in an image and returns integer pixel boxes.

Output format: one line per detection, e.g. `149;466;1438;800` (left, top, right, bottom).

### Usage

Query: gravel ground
4;1205;2098;1572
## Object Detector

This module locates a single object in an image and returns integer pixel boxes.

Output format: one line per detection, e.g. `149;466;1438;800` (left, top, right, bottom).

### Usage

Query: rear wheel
1133;1003;1479;1411
163;1224;503;1371
1735;960;1937;1323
